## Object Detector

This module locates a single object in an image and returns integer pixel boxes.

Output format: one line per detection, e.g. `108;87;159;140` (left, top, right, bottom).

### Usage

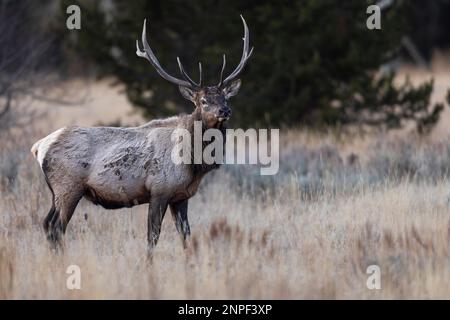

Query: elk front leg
147;196;168;252
169;199;190;248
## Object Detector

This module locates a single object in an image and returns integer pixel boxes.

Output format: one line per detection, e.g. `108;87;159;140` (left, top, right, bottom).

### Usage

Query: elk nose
218;109;231;119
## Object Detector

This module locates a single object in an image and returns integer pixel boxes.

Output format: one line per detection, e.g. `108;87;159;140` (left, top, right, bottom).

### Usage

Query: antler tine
198;62;202;87
222;15;253;85
217;54;226;86
177;57;199;87
136;19;194;88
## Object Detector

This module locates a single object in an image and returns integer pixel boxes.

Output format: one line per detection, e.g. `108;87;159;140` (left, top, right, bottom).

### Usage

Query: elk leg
47;205;61;247
47;189;83;248
43;201;56;234
43;179;56;234
169;199;190;248
147;196;168;252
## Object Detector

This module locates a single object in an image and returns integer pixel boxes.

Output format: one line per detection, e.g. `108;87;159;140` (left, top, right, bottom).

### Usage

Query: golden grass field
1;57;450;299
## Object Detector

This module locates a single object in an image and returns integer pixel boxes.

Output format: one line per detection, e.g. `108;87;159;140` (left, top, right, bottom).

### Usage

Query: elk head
136;15;253;129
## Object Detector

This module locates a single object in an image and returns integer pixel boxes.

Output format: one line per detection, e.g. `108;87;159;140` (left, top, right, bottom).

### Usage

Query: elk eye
200;98;207;106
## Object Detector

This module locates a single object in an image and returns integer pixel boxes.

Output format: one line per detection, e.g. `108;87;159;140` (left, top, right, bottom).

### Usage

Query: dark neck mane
185;108;226;177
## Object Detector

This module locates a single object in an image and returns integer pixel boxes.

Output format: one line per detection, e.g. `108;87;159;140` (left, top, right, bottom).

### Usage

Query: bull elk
31;16;253;251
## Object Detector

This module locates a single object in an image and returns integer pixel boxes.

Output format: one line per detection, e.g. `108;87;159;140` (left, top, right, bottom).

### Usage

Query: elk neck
187;106;226;177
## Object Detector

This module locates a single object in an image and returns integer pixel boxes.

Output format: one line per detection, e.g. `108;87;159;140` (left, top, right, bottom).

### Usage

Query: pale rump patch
31;127;66;167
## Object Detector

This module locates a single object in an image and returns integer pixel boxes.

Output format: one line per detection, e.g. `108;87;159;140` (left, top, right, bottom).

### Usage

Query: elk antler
218;15;254;86
136;19;201;88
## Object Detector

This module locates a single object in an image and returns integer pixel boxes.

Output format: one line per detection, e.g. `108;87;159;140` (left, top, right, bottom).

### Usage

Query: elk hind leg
43;178;57;234
47;187;83;248
43;201;56;234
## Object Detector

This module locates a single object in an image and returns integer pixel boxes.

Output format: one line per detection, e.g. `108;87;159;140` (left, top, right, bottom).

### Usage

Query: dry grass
2;59;450;299
2;122;450;299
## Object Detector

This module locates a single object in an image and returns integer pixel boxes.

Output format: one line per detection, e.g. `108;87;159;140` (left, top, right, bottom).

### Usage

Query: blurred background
1;0;450;134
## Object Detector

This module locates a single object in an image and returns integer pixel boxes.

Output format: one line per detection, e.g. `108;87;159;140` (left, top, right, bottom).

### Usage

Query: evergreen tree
64;0;446;132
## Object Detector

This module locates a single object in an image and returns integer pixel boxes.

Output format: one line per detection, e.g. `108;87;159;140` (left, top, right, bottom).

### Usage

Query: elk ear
223;79;241;99
179;86;196;102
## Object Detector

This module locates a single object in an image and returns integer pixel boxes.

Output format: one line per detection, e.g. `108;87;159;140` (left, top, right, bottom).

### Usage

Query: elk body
31;16;252;251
